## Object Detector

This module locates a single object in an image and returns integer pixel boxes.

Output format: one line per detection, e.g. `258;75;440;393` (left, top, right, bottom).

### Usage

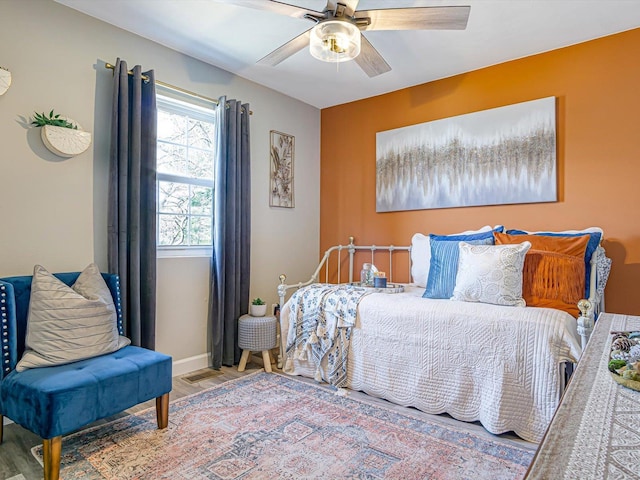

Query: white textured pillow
451;241;531;307
410;225;498;287
16;264;130;372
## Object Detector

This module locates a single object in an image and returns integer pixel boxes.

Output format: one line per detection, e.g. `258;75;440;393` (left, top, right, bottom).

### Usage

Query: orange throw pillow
494;232;590;317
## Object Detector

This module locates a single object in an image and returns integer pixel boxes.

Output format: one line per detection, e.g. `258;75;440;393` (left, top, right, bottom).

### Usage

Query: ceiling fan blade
326;0;360;17
215;0;323;19
257;28;312;66
356;6;471;31
354;35;391;78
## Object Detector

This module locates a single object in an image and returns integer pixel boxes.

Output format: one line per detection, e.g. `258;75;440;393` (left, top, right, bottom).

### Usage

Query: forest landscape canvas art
376;97;557;212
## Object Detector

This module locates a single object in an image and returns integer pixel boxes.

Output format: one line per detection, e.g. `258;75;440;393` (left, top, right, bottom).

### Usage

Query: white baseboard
3;416;13;426
172;353;210;377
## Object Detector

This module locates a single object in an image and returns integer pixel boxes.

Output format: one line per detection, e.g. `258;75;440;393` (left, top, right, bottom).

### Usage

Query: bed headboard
277;236;411;302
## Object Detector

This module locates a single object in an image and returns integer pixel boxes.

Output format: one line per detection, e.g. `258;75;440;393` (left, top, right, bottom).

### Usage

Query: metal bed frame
277;236;411;307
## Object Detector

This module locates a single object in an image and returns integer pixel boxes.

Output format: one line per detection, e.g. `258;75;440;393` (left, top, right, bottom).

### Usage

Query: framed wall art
270;130;295;208
376;97;557;212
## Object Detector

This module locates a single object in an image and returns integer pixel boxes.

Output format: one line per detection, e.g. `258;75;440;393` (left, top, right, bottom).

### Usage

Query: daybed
277;226;611;443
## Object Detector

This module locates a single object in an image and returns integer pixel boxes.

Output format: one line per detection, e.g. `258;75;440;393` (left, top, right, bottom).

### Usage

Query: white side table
237;314;277;373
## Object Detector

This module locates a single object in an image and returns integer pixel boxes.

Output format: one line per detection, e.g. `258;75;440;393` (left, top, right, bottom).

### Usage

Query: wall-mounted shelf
0;68;11;96
40;119;92;158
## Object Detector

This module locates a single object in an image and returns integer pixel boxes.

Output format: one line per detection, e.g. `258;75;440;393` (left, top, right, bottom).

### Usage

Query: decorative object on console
376;97;557;212
30;109;92;158
451;241;531;307
270;130;294;208
608;330;640;391
250;297;267;317
0;67;11;95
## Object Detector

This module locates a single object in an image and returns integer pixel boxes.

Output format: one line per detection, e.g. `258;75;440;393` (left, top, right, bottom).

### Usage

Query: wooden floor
0;355;536;480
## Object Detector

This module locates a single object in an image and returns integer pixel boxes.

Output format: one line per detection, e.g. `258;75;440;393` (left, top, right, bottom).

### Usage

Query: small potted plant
31;109;91;158
250;298;267;317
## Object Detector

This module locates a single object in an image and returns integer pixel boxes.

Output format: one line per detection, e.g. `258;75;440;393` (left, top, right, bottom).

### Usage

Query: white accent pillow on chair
16;263;130;372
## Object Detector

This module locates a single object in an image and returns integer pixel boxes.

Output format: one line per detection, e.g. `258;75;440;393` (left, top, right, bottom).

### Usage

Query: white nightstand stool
237;314;277;373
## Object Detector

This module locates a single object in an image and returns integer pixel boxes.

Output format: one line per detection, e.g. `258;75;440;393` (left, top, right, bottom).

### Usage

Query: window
156;88;216;255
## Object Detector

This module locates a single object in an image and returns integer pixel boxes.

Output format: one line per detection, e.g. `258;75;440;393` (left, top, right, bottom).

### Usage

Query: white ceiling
55;0;640;109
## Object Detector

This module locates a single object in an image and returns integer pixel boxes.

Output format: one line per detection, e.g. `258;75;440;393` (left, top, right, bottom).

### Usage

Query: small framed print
269;130;294;208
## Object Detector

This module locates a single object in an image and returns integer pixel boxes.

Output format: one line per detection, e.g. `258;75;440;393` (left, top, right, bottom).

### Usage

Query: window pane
159;181;189;214
188;118;215;149
190;216;212;245
158;143;188;176
157;110;187;143
157;92;215;251
188;149;214;180
190;186;213;215
159;214;188;245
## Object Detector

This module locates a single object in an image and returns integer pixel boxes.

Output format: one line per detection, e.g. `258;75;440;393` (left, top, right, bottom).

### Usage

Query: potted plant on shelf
250;298;267;317
31;109;92;158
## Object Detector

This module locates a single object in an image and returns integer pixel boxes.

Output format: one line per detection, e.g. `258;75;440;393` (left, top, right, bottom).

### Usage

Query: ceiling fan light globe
309;20;361;63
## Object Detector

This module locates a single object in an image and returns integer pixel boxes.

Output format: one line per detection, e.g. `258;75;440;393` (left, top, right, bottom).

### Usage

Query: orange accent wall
321;28;640;315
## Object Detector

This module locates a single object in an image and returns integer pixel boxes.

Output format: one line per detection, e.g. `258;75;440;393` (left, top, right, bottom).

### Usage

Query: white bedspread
281;285;582;443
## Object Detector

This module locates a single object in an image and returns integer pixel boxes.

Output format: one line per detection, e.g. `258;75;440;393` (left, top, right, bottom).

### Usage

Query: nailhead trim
0;284;7;375
113;277;124;335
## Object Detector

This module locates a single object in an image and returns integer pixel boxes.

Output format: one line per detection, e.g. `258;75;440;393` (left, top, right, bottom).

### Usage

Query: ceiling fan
217;0;471;77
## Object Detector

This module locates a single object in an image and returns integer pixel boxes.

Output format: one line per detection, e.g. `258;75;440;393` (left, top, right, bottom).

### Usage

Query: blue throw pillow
506;229;602;298
423;229;500;299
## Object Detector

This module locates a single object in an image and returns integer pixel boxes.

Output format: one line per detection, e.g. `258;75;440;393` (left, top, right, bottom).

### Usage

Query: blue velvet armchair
0;271;172;480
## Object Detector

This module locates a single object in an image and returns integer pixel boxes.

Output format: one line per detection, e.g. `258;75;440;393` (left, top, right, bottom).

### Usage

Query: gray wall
0;0;320;372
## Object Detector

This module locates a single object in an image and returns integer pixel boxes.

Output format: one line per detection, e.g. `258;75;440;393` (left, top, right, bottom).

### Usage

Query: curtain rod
104;62;252;115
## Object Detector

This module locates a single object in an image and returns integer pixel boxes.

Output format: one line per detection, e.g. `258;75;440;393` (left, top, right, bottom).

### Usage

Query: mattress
281;285;582;443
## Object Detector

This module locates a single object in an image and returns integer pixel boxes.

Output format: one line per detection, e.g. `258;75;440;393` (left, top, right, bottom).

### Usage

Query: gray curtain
107;58;158;349
209;96;251;368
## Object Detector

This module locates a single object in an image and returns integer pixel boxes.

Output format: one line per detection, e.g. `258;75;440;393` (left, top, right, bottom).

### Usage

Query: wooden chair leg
0;414;3;444
238;349;251;372
43;436;61;480
262;350;273;373
156;393;169;429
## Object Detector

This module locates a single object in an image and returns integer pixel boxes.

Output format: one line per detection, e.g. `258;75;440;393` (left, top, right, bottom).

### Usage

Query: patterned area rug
33;372;533;479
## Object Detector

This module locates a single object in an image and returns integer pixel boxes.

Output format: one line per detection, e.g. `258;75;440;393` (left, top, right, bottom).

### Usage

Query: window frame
155;88;216;257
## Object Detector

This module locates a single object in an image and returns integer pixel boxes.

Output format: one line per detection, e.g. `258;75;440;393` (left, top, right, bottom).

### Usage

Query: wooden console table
525;312;640;479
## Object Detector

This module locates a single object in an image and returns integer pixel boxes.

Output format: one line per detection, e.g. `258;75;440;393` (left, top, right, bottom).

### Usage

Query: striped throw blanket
284;284;372;387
